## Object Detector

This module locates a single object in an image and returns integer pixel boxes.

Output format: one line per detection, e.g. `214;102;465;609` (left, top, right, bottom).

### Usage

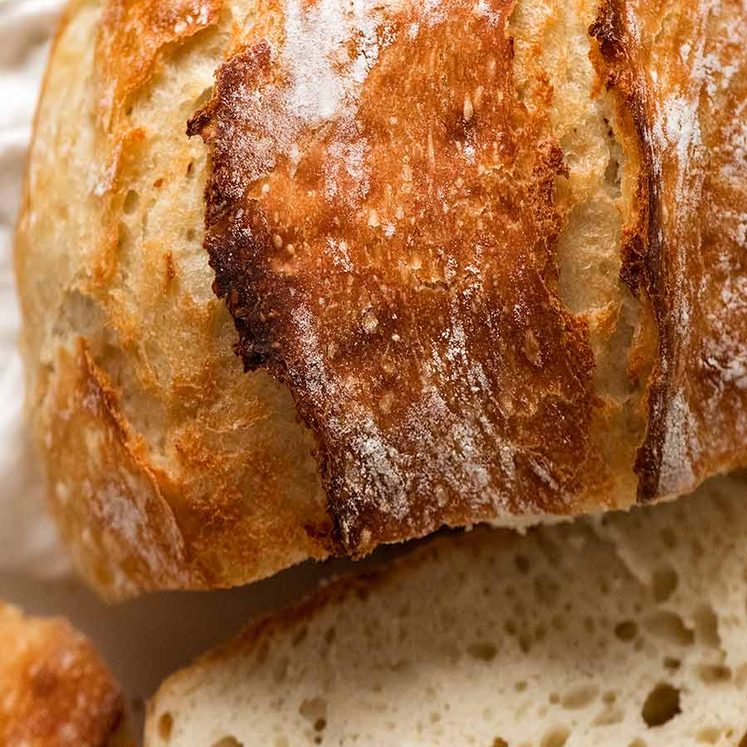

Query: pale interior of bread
146;474;747;747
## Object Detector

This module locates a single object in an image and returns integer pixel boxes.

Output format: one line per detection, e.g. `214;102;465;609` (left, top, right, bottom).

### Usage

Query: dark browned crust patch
190;0;607;553
591;0;747;499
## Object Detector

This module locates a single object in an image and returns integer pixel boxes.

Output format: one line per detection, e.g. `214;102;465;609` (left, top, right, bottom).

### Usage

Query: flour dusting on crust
191;0;608;551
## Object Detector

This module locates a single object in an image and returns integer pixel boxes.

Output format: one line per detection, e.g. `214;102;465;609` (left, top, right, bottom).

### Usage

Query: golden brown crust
96;0;222;128
43;340;198;593
190;0;609;553
590;0;747;499
0;604;125;747
15;0;747;596
15;0;333;600
190;0;747;552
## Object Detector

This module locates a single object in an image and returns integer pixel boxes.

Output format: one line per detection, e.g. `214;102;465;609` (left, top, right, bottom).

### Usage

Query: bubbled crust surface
0;603;125;747
15;0;331;600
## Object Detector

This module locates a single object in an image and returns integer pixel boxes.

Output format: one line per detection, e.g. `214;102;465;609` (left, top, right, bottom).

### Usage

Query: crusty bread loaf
15;0;747;598
16;0;331;600
147;476;747;746
0;602;127;747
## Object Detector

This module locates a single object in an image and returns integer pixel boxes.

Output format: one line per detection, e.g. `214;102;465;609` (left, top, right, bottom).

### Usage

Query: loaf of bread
145;476;747;746
0;602;126;747
15;0;747;598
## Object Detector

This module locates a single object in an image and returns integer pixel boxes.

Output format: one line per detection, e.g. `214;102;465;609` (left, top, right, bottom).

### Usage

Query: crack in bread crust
591;0;747;499
190;0;610;552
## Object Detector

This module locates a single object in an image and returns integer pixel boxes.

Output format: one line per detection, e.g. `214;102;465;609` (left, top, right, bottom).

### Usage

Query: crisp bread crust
15;0;747;596
189;0;608;553
591;0;747;499
15;0;332;600
189;0;747;553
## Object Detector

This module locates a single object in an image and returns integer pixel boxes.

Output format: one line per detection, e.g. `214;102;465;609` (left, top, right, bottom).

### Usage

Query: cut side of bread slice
0;602;127;747
147;475;747;747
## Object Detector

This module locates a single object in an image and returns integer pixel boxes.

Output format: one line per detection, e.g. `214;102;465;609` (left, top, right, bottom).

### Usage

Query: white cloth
0;0;69;577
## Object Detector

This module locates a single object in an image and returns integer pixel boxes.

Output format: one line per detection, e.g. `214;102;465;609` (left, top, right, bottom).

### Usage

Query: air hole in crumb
693;605;720;647
185;228;197;242
515;681;527;692
652;567;678;602
514;554;530;573
688;535;705;558
492;739;508;747
660;528;677;548
604;155;621;195
211;739;243;747
186;160;195;177
592;708;624;726
533;575;560;606
157;711;173;741
540;726;570;747
273;656;289;684
641;683;681;727
696;727;721;743
467;642;497;662
697;663;731;683
663;657;680;671
643;611;693;645
615;620;638;642
628;741;647;747
299;696;327;727
292;626;308;646
561;684;598;709
123;189;139;215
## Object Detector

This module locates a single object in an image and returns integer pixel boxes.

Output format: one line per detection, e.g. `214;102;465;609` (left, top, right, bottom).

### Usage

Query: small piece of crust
0;603;126;747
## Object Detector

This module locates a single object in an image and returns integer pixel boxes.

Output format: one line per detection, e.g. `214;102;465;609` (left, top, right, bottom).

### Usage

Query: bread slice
0;602;127;747
16;0;747;598
146;475;747;746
